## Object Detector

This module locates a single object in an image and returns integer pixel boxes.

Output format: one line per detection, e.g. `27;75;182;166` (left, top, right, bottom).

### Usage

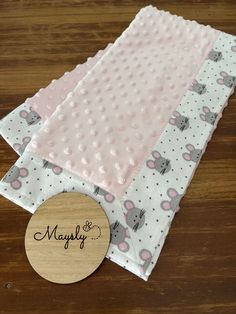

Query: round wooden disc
25;192;110;284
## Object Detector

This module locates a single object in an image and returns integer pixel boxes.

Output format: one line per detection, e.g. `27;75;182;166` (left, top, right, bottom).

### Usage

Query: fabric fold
0;6;235;281
26;5;219;198
0;46;109;154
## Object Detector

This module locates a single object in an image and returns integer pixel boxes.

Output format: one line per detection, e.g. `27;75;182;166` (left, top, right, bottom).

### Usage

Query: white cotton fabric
0;103;42;155
0;29;235;280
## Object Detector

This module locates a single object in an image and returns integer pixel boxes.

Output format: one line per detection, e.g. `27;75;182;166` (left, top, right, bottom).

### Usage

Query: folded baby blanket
27;6;220;197
1;5;235;280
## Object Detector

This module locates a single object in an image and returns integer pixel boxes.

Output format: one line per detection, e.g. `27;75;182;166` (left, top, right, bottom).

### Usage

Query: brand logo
33;220;101;249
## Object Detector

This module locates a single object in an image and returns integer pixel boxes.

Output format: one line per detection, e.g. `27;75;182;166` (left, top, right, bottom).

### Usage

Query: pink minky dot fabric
27;6;219;198
27;45;111;121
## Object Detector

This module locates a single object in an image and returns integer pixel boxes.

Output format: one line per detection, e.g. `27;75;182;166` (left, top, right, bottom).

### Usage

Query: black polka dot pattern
0;31;235;281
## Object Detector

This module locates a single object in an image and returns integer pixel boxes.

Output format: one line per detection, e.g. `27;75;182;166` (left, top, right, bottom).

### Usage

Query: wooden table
0;1;235;313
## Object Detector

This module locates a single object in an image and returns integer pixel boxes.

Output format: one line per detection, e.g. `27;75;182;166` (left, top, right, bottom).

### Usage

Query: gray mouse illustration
161;188;182;212
139;249;152;275
189;79;207;95
19;108;41;125
208;49;222;62
110;220;130;252
217;71;236;88
146;151;171;174
124;200;145;232
200;106;217;125
183;144;202;163
3;165;28;190
94;185;115;203
169;111;189;131
13;137;31;155
43;159;62;175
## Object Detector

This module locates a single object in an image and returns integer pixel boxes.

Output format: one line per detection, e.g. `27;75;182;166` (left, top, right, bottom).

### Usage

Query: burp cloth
26;5;219;198
0;46;109;153
1;5;236;280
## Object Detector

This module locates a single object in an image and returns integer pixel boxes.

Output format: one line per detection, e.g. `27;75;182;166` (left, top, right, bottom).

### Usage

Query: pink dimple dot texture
27;6;219;198
27;45;112;121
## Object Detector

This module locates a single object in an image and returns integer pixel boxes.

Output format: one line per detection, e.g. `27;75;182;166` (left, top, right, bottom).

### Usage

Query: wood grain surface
25;193;110;284
0;1;235;313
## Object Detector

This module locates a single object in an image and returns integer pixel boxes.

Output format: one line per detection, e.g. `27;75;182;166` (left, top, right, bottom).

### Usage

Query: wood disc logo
25;193;110;284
